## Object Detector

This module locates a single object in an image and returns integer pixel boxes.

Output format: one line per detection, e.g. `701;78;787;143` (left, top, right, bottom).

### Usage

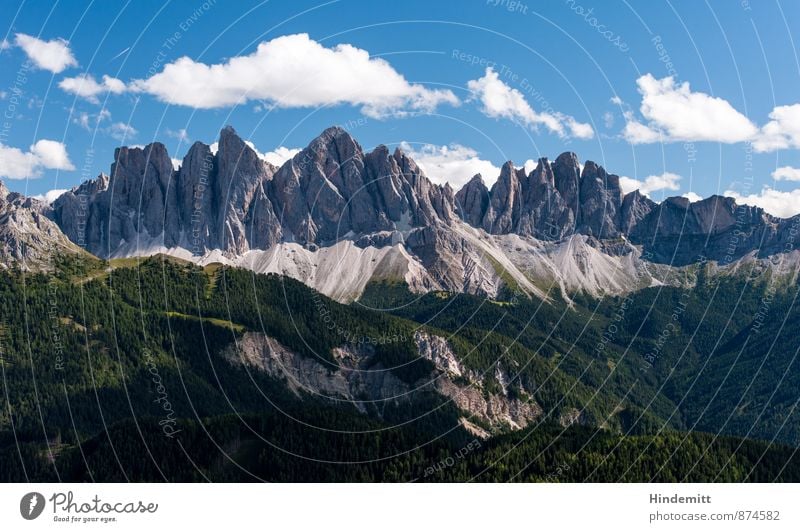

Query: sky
1;0;800;216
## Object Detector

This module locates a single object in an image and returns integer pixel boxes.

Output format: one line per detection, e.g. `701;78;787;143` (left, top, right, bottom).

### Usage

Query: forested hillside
0;255;798;482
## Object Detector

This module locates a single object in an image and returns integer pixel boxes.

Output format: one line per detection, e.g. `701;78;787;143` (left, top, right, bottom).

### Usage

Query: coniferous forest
1;254;799;482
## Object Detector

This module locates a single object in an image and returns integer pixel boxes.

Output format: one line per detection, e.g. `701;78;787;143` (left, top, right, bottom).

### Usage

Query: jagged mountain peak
22;126;798;302
0;182;85;269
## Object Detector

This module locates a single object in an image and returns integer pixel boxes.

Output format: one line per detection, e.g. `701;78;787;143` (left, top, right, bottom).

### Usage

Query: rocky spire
482;161;524;234
455;174;489;227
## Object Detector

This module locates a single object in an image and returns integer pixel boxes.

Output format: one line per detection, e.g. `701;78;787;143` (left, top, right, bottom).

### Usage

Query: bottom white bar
1;483;796;531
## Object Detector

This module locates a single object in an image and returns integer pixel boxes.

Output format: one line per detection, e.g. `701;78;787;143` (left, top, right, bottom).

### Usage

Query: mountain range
1;125;798;301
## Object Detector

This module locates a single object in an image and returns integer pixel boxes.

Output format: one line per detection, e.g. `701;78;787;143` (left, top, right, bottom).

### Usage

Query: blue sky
1;0;800;216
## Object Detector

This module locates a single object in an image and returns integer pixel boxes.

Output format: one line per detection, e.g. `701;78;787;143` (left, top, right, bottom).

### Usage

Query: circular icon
20;492;45;520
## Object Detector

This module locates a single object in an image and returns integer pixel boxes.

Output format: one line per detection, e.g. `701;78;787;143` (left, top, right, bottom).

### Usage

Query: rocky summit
2;125;799;299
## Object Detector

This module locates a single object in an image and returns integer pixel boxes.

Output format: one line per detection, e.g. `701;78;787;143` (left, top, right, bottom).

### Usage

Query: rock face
52;125;459;257
0;186;84;269
41;124;800;297
577;161;623;238
620;190;656;234
225;330;542;431
51;127;278;257
454;174;489;226
628;194;783;265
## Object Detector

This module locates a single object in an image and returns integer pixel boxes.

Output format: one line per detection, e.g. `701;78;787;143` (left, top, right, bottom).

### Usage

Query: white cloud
73;108;112;130
242;141;299;167
259;146;300;167
166;128;190;142
753;104;800;152
683;191;703;203
522;159;536;175
131;33;458;117
31;139;74;170
623;74;758;144
619;171;682;196
725;186;800;218
74;112;90;130
207;139;298;167
32;188;68;204
772;166;800;181
622;74;800;152
171;158;181;171
14;33;78;73
107;122;137;142
0;140;75;179
398;142;501;189
622;112;662;144
467;68;594;139
59;74;126;103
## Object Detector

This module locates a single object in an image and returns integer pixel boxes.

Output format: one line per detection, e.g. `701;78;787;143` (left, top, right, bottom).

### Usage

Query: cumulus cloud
107;122;137;142
398;142;501;189
683;191;703;203
207;139;299;167
467;68;594;139
131;33;458;117
619;171;682;196
622;74;800;152
725;186;800;218
621;112;662;144
32;188;68;204
14;33;78;73
754;104;800;152
522;159;536;175
59;74;126;103
257;145;300;167
623;74;758;144
772;166;800;181
0;140;75;179
242;141;299;167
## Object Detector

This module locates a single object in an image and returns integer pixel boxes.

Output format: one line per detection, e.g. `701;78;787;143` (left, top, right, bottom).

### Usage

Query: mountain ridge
1;125;798;301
